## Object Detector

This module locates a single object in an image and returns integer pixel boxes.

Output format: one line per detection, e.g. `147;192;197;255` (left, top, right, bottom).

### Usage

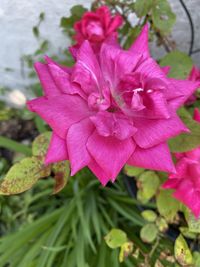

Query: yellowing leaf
0;157;50;195
174;234;193;265
124;165;144;177
52;161;70;194
140;223;158;243
119;241;133;263
156;190;180;222
32;132;51;157
137;171;160;203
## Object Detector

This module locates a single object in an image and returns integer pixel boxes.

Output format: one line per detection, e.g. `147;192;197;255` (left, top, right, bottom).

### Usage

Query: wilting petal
45;133;68;164
133;114;189;148
88;159;112;186
87;131;136;179
128;142;175;173
27;95;92;139
34;62;61;96
67;118;94;176
129;24;150;58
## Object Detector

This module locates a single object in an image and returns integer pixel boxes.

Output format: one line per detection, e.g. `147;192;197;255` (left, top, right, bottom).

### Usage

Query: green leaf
169;113;200;152
70;5;87;19
105;229;127;249
160;50;193;79
0;157;50;195
140;223;158;243
52;161;70;194
156;217;168;232
184;209;200;233
32;132;51;157
141;210;157;222
152;0;176;34
134;0;153;17
119;241;133;263
193;252;200;267
179;227;196;239
33;26;39;38
156;190;180;221
174;234;193;266
137;171;160;203
123;165;144;177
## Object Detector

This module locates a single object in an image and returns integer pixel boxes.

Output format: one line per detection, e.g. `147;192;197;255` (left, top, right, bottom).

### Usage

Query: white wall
0;0;199;92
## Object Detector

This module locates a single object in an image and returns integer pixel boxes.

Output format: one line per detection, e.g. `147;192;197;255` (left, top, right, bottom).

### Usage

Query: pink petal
87;131;136;180
88;159;112;186
128;142;175;173
194;108;200;123
100;43;142;86
27;95;92;139
161;66;171;75
133;114;189;148
129;24;150;58
188;65;200;81
45;133;68;164
90;111;137;140
173;180;200;219
34;62;61;97
107;15;123;35
72;41;102;95
47;63;85;98
67;118;94;176
168;79;200;109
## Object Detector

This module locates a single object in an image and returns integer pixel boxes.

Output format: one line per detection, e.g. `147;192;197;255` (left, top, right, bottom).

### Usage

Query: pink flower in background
185;65;200;105
70;6;123;56
163;108;200;218
27;24;199;186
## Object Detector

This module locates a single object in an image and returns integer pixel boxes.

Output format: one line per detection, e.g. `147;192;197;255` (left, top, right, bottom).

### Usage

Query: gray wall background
0;0;199;91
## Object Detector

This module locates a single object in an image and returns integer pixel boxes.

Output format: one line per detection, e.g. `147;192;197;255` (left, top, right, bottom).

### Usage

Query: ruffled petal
128;142;175;173
67;118;94;176
27;95;92;139
45;133;68;164
72;41;102;95
87;131;136;180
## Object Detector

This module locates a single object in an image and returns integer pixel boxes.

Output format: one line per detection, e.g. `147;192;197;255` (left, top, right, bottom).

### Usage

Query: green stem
0;136;32;156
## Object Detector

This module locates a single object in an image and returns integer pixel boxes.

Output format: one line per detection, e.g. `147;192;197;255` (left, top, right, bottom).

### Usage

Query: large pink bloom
27;25;199;185
163;108;200;218
70;6;123;56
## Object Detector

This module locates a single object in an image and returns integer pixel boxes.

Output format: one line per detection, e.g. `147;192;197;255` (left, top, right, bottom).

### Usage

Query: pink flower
185;66;200;105
70;6;123;56
27;25;199;186
163;108;200;218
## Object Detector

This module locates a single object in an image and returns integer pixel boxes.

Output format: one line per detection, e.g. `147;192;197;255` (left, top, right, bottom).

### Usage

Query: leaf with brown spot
32;132;52;157
0;157;50;195
52;161;70;194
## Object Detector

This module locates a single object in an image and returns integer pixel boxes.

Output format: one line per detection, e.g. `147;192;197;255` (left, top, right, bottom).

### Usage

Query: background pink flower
70;6;123;56
163;108;200;218
27;25;199;186
185;65;200;104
